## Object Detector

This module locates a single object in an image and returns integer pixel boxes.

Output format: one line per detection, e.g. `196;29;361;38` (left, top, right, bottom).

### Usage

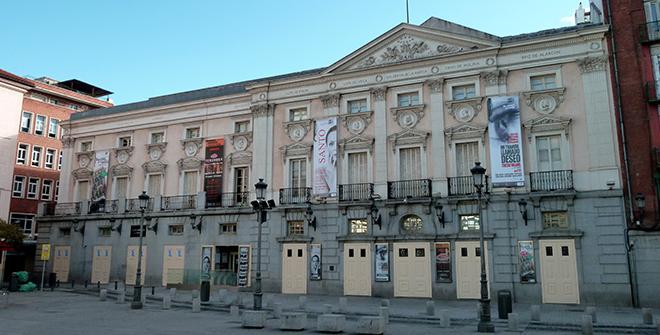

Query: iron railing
161;195;197;211
54;202;81;215
640;20;660;43
338;183;374;202
530;170;573;192
206;192;251;208
279;187;312;205
88;200;117;214
125;198;154;213
448;175;490;196
387;179;432;200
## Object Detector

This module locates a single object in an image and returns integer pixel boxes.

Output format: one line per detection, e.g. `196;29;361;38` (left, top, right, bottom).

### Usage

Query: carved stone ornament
388;129;430;152
321;94;340;109
250;103;274;118
370;87;387;101
62;136;75;149
146;143;167;161
427;78;444;93
142;160;167;174
279;142;313;161
231;132;252;152
445;97;483;123
72;167;92;180
523;88;566;115
341;111;373;136
283;119;313;142
113;146;134;165
481;70;508;87
577;56;608;74
339;136;374;154
390;105;425;129
228;151;252;166
110;164;133;177
177;157;203;171
523;116;572;136
180;138;202;157
76;151;94;169
444;124;487;142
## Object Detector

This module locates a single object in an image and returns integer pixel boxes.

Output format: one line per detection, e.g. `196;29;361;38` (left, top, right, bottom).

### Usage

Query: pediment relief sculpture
280;142;312;161
390;105;425;129
231;132;253;152
444;124;487;142
111;164;133;177
180;138;202;157
146;142;167;161
113;146;134;165
445;97;483;123
339;135;375;154
341;111;373;136
142;160;167;174
388;129;430;151
522;87;566;115
523;116;572;136
177;157;203;171
76;151;95;169
72;167;93;180
228;151;253;166
283;119;313;142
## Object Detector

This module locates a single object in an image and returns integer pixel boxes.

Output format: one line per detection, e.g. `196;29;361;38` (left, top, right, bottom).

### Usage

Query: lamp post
131;191;150;310
253;178;267;310
471;162;494;333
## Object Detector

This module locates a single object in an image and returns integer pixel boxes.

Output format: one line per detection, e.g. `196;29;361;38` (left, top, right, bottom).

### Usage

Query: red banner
204;138;224;207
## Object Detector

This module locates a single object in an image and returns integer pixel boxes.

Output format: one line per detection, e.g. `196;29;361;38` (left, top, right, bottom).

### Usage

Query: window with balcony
185;127;201;139
289;158;307;188
146;173;162;196
35;115;46;135
347;152;368;183
397;92;419;107
452;84;477;100
113;176;128;199
349;219;368;234
45;149;55;169
460;214;480;231
183;171;198;195
455;141;479;176
348;99;368;113
543;211;569;229
10;213;34;234
536;135;562;171
12;176;25;198
234;167;249;193
80;141;93;152
20;112;32;133
16;144;28;165
48;119;59;138
150;132;165;144
31;147;42;167
399;147;421;180
287;220;305;236
289;107;308;121
41;180;53;201
27;178;39;199
234;121;250;133
530;74;557;91
118;136;132;148
76;180;90;201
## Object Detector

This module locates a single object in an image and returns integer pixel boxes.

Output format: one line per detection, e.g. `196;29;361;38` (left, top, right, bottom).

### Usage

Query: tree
0;219;24;248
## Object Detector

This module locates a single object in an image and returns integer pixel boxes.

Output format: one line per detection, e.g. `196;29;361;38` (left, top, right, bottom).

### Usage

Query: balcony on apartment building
87;199;119;214
448;175;490;196
529;170;574;192
279;187;312;205
161;194;197;211
205;192;251;209
640;21;660;44
338;183;374;202
387;179;432;200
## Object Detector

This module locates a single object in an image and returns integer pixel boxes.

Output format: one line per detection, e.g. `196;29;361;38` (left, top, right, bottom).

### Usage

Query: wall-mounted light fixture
434;202;445;229
518;199;528;226
305;202;317;231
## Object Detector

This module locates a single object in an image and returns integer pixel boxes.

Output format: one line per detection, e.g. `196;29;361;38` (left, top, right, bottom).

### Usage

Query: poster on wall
91;150;109;211
487;96;525;187
313;117;338;197
435;242;452;283
518;241;536;283
310;244;322;280
237;245;251;287
374;243;390;282
201;246;212;281
204;138;225;208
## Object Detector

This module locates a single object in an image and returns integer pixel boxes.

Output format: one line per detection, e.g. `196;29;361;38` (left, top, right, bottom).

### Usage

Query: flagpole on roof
406;0;410;23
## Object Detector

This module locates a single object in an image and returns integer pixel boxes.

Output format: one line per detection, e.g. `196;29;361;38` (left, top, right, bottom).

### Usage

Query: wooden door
393;242;431;298
281;244;307;294
343;243;372;296
456;241;490;299
540;239;579;304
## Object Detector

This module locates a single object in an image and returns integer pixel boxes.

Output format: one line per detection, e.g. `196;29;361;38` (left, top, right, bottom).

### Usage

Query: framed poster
201;246;213;281
204;138;225;207
310;244;322;280
435;242;452;283
374;243;389;282
518;241;536;283
237;245;251;287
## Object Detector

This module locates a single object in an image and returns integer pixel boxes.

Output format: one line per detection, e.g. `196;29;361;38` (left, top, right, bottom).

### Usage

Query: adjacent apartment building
37;17;632;306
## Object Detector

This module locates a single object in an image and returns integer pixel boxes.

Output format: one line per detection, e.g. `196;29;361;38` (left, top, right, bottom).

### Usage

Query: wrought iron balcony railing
279;187;311;205
161;195;197;211
338;183;374;202
206;192;251;208
125;198;154;213
88;200;118;214
640;20;660;43
448;175;490;196
387;179;432;200
530;170;574;192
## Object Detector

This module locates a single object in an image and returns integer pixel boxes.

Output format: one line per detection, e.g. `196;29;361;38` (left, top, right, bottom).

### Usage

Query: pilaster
427;78;447;196
371;87;388;197
251;103;276;199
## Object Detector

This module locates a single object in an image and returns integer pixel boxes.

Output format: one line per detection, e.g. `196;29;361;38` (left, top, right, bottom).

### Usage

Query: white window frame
180;169;201;195
54;180;60;202
230;165;251;194
286;104;311;122
342;93;371;114
112;175;130;200
117;135;133;148
145;173;165;196
149;130;166;144
389;84;423;108
45;148;56;169
74;179;91;202
284;156;310;188
525;67;563;91
9;213;35;235
20;111;33;133
12;175;26;198
183;125;202;140
27;177;40;199
528;131;571;172
34;114;46;136
31;146;43;168
446;78;481;101
41;179;53;201
48;118;59;138
341;149;372;184
16;143;29;165
395;144;427;180
451;138;487;177
233;120;251;133
58;151;62;170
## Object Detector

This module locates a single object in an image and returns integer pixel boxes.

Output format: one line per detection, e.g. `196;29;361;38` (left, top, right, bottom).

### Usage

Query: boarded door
540;239;579;304
456;241;490;299
91;246;112;284
393;242;431;298
163;245;185;286
282;243;307;294
53;246;71;282
126;246;147;285
343;243;372;296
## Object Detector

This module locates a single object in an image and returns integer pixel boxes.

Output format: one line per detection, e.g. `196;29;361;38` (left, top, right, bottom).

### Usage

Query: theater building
37;17;631;305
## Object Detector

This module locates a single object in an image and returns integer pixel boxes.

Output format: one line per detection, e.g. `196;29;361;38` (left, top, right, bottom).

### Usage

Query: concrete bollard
642;308;653;325
323;303;333;314
280;312;307;331
439;309;450;328
356;316;385;335
379;306;389;325
297;296;307;310
116;290;125;304
169;288;176;298
241;310;267;329
264;294;272;308
99;289;107;301
531;305;541;321
426;301;435;316
585;307;596;323
508;313;519;331
380;299;390;307
317;314;345;333
192;289;200;299
192;298;201;313
339;297;348;313
273;302;283;319
230;305;240;318
163;295;171;310
582;315;594;335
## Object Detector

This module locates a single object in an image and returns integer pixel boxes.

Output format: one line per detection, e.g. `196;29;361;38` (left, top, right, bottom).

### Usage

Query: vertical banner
487;96;525;187
201;246;212;281
204;138;225;208
310;244;322;280
374;243;390;282
237;245;251;287
313;117;338;197
91;150;109;210
434;242;452;283
518;241;536;283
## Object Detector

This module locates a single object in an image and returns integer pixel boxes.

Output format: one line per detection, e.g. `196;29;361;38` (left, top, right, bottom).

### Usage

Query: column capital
250;103;275;118
426;78;445;93
577;56;608;74
320;93;340;109
370;86;387;101
480;70;508;87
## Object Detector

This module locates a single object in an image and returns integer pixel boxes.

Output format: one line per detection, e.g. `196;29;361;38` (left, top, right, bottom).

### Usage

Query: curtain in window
348;152;368;183
536;135;562;171
289;159;306;188
455;141;479;176
183;171;198;195
115;177;128;199
148;174;162;196
399;147;421;180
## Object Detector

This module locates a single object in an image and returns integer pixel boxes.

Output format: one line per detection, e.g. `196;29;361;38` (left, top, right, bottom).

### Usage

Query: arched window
400;214;423;233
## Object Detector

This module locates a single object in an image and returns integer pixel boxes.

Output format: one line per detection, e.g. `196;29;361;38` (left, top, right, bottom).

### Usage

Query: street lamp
131;191;150;310
470;162;494;333
250;178;275;310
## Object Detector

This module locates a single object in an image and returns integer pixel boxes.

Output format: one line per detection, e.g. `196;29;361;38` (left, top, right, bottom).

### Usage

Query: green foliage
0;219;24;246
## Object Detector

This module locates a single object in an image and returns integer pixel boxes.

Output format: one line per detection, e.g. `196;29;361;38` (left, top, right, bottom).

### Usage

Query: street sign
40;244;51;261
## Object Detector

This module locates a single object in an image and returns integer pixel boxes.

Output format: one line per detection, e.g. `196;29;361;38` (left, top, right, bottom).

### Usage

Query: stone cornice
444;124;487;142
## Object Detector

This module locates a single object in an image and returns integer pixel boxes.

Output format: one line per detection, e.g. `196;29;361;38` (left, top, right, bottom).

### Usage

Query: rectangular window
220;223;237;234
530;74;557;91
542;211;569;229
35;115;46;135
289;108;308;121
58;152;62;170
150;132;165;144
130;225;146;238
347;152;368;183
455;141;479;176
399;147;422;180
289;158;307;188
9;213;34;234
31;147;42;167
460;214;480;231
185;127;200;139
48;119;58;138
452;84;477;100
113;177;128;199
77;180;90;201
349;219;368;234
27;178;39;199
168;224;184;236
98;227;112;237
348;99;368;113
45;149;55;169
397;92;419;107
41;180;53;201
16;144;28;165
287;220;305;236
234;167;249;193
20;112;32;133
536;135;562;171
234;121;250;133
118;136;132;148
12;176;25;197
147;174;162;196
54;181;60;202
80;141;93;152
183;171;198;195
59;227;71;237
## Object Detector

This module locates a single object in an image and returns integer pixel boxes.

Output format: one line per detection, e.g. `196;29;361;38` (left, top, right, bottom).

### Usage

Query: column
428;79;447;196
59;137;76;202
251;103;276;199
371;87;388;197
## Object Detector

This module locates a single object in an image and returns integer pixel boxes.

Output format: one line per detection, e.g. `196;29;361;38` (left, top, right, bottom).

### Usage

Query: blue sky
1;1;581;104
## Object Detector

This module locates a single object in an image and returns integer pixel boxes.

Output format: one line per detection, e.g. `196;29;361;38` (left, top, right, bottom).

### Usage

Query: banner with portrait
91;150;109;211
237;245;251;287
313;117;338;197
201;246;212;281
435;242;452;283
518;241;536;283
310;244;322;280
487;96;525;187
204;138;225;208
374;243;390;282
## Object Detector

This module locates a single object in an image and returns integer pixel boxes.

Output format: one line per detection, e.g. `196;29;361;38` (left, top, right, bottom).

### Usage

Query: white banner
313;117;338;197
91;150;109;205
487;96;525;187
310;244;322;280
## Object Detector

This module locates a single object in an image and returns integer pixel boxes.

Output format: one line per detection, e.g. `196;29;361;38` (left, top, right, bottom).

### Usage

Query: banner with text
313;117;338;197
204;139;225;207
91;150;109;210
237;245;251;287
487;96;525;187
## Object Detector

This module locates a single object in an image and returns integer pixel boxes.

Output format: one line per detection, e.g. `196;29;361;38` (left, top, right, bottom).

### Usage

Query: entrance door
215;246;239;286
540;239;579;304
53;246;71;282
282;243;307;294
91;246;111;284
126;246;147;285
343;243;372;296
163;245;185;286
456;241;490;299
393;242;431;298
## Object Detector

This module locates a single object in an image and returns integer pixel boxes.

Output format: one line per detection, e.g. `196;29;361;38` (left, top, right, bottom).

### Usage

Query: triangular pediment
325;22;499;74
444;124;487;141
523;116;572;134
